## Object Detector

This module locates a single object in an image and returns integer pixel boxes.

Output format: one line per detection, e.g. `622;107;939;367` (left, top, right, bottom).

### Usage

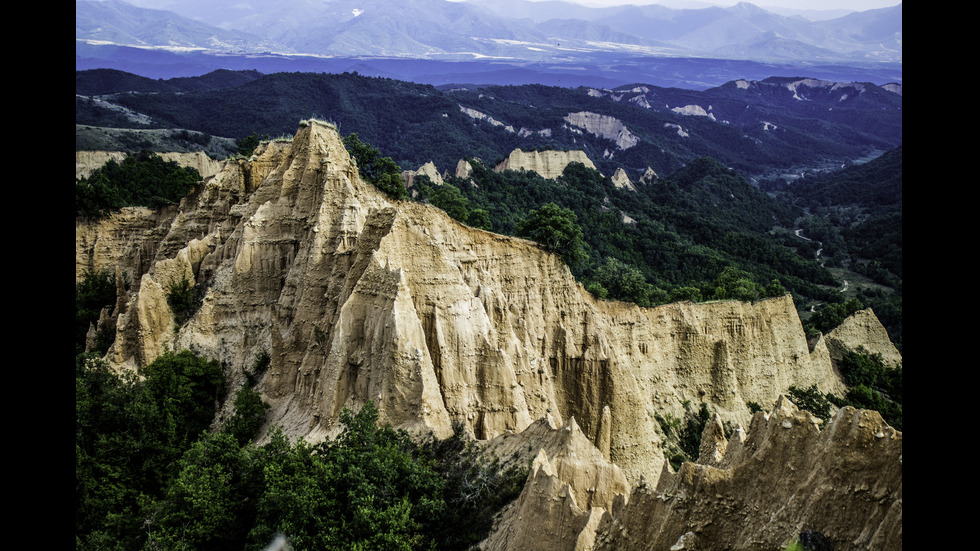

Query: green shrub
75;351;226;548
167;272;205;326
75;269;116;355
656;402;712;471
344;133;409;200
593;257;654;306
236;131;269;157
805;298;864;335
224;384;270;445
836;349;902;430
75;150;201;219
516;202;588;268
787;384;837;424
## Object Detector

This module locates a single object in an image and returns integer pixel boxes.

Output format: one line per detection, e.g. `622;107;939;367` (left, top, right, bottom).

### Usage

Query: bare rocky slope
75;120;902;549
592;398;902;551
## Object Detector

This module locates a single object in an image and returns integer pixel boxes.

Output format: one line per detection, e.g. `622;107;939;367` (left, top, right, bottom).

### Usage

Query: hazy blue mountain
79;0;901;63
75;0;282;52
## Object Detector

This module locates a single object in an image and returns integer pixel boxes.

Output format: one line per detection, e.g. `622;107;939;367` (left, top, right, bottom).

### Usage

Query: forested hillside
75;350;526;550
782;146;903;347
415;156;839;307
75;69;902;179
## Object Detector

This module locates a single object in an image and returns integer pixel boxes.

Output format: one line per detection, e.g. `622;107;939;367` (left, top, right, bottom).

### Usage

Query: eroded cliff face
563;112;640;150
592;396;902;551
493;148;597;180
824;308;903;367
479;415;630;551
76;121;896;490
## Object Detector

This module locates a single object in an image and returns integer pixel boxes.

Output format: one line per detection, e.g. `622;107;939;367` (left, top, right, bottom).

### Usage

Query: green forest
75;348;528;550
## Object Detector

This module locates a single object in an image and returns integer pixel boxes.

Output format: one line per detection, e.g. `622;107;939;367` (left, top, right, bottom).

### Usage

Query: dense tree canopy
343;132;409;200
76;346;526;550
516;202;589;268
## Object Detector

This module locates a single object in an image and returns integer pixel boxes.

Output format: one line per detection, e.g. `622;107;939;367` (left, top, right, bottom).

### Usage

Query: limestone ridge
77;120;899;486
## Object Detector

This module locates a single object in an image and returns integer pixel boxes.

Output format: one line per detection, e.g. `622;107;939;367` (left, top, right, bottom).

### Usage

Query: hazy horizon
456;0;900;12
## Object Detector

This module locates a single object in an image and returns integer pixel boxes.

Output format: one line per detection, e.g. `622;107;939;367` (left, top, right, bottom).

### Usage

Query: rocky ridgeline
592;397;902;550
76;120;902;549
401;147;661;193
492;148;597;180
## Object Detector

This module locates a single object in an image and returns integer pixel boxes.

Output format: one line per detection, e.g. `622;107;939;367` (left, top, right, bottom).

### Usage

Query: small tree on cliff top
516;202;588;268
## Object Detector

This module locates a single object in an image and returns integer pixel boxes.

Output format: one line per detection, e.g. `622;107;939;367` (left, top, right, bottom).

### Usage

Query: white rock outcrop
493;148;597;180
563;111;639;150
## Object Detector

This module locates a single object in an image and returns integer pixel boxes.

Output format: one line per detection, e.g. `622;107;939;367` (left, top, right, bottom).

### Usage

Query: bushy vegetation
775;349;902;431
833;349;902;430
167;271;206;326
236;131;269;157
784;147;903;348
75;269;118;356
76;351;225;549
412;175;492;230
784;530;835;551
75;150;201;218
343;132;409;200
786;384;837;425
76;347;526;550
516;202;589;268
435;155;829;311
655;401;718;471
803;297;865;337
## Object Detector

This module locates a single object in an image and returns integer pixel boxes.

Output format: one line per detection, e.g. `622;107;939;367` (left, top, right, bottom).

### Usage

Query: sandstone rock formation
592;396;902;551
639;167;659;184
563;112;640;150
460;105;516;133
479;416;630;551
402;161;444;188
493;148;597;180
610;168;635;191
824;308;903;367
76;120;899;493
670;104;716;120
454;159;474;179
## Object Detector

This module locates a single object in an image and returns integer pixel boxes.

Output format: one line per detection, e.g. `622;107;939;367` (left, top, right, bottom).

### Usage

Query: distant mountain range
76;0;901;87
